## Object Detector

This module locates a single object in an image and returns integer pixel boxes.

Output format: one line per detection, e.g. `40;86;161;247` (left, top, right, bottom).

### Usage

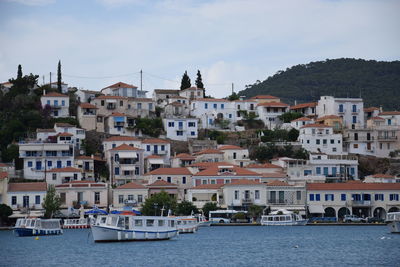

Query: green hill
238;58;400;110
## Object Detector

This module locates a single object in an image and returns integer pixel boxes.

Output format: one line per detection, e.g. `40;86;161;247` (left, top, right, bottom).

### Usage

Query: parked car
343;215;367;223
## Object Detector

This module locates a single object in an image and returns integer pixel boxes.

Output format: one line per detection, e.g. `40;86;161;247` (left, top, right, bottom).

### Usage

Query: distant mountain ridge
238;58;400;110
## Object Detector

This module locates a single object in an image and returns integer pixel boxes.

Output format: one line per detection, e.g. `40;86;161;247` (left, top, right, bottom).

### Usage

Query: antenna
49;72;52;85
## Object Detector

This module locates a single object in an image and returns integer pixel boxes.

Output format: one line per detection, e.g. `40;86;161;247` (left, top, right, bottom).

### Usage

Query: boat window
15;220;20;227
117;217;124;228
170;220;175;227
158;220;164;227
274;217;279;221
110;216;118;226
146;220;154;227
135;219;143;227
124;217;129;230
177;221;181;225
100;217;107;224
268;217;273;221
183;221;187;225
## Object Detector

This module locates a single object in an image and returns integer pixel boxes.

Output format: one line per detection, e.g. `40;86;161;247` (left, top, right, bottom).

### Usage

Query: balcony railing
377;136;397;141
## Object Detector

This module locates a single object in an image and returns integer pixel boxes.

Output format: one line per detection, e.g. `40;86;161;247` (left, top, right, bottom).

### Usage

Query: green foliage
233;212;246;220
17;65;22;79
239;58;400;110
288;128;299;141
195;70;204;89
228;92;240;101
42;185;61;219
201;202;218;218
141;191;177;216
278;112;303;123
0;204;13;220
175;200;199;215
180;71;192;90
133;118;163;137
248;205;263;219
57;60;62;92
251;143;308;162
207;130;226;144
1;144;19;163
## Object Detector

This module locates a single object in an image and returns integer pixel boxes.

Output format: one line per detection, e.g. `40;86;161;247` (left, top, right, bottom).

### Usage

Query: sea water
0;226;398;266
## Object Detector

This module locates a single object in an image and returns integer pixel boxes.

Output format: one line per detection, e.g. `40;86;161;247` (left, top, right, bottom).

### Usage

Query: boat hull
198;221;212;227
91;225;178;242
14;227;63;237
63;225;90;229
261;219;308;226
178;225;199;233
387;221;400;233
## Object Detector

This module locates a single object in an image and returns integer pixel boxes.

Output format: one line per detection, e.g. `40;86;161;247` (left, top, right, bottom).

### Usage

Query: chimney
91;154;94;159
43;89;46;95
379;106;383;113
294;100;297;106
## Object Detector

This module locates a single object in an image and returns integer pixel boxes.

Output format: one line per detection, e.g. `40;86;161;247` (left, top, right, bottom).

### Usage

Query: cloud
5;0;55;6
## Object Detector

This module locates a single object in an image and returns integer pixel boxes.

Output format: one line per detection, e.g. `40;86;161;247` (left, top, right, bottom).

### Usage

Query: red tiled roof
48;167;82;173
95;95;125;100
195;98;228;102
57;132;73;137
142;138;170;144
266;180;291;186
181;87;203;91
301;123;332;129
290;102;317;110
307;182;400;190
79;103;97;109
370;116;385;121
154;89;180;94
110;144;142;151
116;181;146;190
130;98;153;102
246;163;282;169
257;102;289;108
146;155;162;159
194;166;259;176
218;145;245;150
104;136;139;142
36;128;56;133
291;117;312;122
110;112;126;117
189;162;236;168
364;107;379;112
370;174;395;179
0;171;8;179
43;92;68;98
8;182;47;192
194;149;224;155
191;184;223;190
173;153;195;160
147;180;178;187
75;155;104;161
250;95;279;100
316;115;341;121
225;179;262;186
262;172;288;178
379;111;400;116
145;167;192;176
55;181;106;188
103;82;137;89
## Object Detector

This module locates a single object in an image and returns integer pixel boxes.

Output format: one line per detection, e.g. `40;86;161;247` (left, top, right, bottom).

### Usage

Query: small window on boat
170;220;175;227
158;220;164;227
274;217;279;221
110;216;118;226
268;217;273;221
177;221;181;225
146;220;154;227
183;221;187;225
135;219;143;227
100;217;107;224
117;217;124;228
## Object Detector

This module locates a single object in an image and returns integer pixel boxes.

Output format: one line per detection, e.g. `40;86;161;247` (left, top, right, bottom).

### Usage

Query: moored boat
176;216;199;233
91;214;178;242
14;218;63;236
63;218;90;229
386;212;400;233
261;209;308;226
196;213;211;227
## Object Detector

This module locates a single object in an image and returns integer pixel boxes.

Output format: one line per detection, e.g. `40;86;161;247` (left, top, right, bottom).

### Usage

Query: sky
0;0;399;98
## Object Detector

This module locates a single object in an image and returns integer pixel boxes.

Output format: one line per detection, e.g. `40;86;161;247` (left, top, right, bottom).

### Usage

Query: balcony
107;105;116;110
377;136;397;141
83;112;96;116
242;198;253;204
268;199;287;204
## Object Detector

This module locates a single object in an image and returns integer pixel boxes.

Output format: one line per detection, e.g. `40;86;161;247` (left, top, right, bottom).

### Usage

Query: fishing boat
260;209;308;226
91;214;178;242
176;216;199;233
63;218;90;229
386;212;400;233
14;218;63;236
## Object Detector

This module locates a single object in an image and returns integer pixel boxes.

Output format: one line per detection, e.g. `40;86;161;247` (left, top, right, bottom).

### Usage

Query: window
341;194;346;201
47;100;50;105
115;167;120;175
138;195;143;203
167;177;171;183
177;131;183;136
234;190;239;200
28;161;33;167
182;177;186;184
389;194;399;201
188;122;195;127
54;100;58;106
304;170;312;176
330;139;334;144
316;139;320;145
168;122;174;127
221;104;224;109
148;103;153;110
12;196;17;205
94;192;100;204
204;103;208;109
191;131;196;136
296;191;301;200
137;103;142;109
52;173;57;181
233;152;237;159
325;194;334;201
118;195;124;204
309;194;314;201
352;104;357;112
332;148;337;152
101;100;104;106
146;145;150;151
62;100;65;106
47;161;52;167
161;145;165;151
332;167;337;176
352;116;357;124
213;103;217;109
323;139;327;145
135;219;143;227
146;220;154;227
315;194;320;201
60;193;66;204
135;167;140;175
323;167;329;175
375;194;384;201
353;144;358;149
339;104;343;112
67;160;71;167
316;167;321;175
229;114;232;119
255;190;260;200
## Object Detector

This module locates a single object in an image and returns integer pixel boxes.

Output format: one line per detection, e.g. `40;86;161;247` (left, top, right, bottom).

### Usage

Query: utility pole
49;72;52;86
231;83;234;94
42;75;45;86
140;69;143;92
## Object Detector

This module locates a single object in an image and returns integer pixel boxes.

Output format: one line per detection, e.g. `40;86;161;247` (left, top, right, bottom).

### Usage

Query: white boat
14;218;63;237
196;214;212;227
91;214;178;242
261;209;308;226
63;218;90;229
386;212;400;233
176;216;199;233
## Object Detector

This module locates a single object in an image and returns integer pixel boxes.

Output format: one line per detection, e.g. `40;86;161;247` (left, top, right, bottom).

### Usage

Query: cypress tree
180;71;191;90
195;70;204;89
17;65;22;79
57;60;62;92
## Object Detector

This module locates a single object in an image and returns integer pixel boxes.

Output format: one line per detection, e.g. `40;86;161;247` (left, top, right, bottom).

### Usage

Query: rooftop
103;82;137;89
225;179;262;186
307;182;400;190
218;145;246;150
145;167;192;176
246;163;282;169
147;180;178;187
110;144;142;151
104;136;139;142
194;149;224;155
48;167;82;173
290;102;317;110
257;102;289;107
116;181;146;190
8;182;47;192
42;92;68;98
79;103;97;109
194;166;259;177
250;95;279;100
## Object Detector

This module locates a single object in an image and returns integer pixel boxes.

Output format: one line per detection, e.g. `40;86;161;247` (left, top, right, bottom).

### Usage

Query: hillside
238;58;400;110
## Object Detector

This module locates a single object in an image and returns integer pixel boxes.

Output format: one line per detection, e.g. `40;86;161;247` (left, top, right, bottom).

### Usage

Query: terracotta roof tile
104;136;139;142
291;117;312;122
307;182;400;190
316;115;342;121
173;153;195;160
266;180;291;186
103;82;137;89
225;179;262;185
300;123;332;129
250;95;279;100
116;181;146;189
191;184;223;189
8;182;47;192
147;180;178;187
79;103;97;109
257;102;289;107
110;112;126;117
246;163;282;169
195;98;228;102
57;132;73;137
364;107;379;112
370;173;395;179
370;116;385;120
43;92;68;98
95;95;125;100
142;138;170;144
218;145;245;150
379;111;400;116
194;166;259;176
110;144;142;151
262;172;288;178
48;167;82;173
75;155;104;161
290;102;317;110
146;155;162;159
194;149;224;155
189;162;236;168
145;167;192;175
154;89;180;94
36;128;56;133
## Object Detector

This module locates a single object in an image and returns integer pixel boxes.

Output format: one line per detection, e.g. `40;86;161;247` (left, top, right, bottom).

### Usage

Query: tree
180;71;191;90
17;64;22;79
0;204;13;225
288;128;299;141
228;92;240;101
141;191;177;216
195;70;204;89
42;185;61;218
176;201;198;215
1;144;19;163
201;202;218;218
278;112;303;123
248;205;263;221
57;60;62;92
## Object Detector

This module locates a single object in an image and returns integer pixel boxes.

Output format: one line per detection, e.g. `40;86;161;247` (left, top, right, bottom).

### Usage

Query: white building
290;117;314;130
163;118;198;141
77;103;97;131
46;167;83;186
8;182;47;211
141;139;171;165
56;181;108;209
256;102;289;129
113;182;148;208
190;98;235;129
223;179;266;208
299;124;343;155
290;102;317;117
40;92;70;118
316;96;364;129
100;82;147;98
218;145;250;167
75;89;98;103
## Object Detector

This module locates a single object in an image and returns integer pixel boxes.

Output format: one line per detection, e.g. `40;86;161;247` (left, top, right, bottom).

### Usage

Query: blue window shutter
310;194;314;201
316;194;320;201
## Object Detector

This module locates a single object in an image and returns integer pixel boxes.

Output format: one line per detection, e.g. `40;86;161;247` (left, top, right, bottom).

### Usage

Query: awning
106;99;117;103
118;152;137;158
148;158;165;164
308;205;325;214
114;116;125;122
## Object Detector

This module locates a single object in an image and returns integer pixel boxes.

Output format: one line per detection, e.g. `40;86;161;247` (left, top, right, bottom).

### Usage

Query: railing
268;199;287;204
377;136;397;141
242;198;253;204
107;105;116;110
